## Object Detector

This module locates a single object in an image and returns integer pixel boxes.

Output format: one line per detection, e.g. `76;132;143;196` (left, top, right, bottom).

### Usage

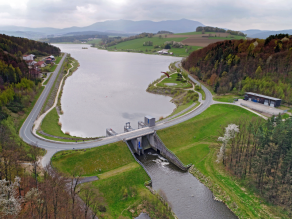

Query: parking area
236;99;284;115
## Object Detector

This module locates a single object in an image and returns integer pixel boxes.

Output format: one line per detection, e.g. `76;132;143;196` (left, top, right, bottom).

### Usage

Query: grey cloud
0;0;292;30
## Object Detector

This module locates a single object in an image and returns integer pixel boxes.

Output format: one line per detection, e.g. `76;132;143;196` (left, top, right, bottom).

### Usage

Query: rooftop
245;92;282;101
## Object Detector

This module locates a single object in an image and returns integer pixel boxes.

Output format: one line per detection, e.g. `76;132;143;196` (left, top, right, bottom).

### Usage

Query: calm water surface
54;44;181;137
136;149;237;219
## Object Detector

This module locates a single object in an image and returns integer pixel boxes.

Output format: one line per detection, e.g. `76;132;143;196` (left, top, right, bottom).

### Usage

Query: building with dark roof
244;92;281;107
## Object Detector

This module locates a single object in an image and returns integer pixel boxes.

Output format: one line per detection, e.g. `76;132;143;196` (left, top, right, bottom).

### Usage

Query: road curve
19;57;213;166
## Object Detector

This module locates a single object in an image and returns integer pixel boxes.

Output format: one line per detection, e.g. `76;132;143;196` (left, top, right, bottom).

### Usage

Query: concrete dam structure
107;116;191;171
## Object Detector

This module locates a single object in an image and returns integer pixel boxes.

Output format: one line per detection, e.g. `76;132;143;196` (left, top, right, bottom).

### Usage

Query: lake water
54;44;181;137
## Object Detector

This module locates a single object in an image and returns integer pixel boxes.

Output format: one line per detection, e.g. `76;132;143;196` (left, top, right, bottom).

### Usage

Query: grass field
49;64;57;72
157;73;192;88
51;142;136;176
43;73;52;85
157;104;288;218
107;37;201;57
55;56;62;64
52;142;174;218
213;94;243;103
87;38;101;45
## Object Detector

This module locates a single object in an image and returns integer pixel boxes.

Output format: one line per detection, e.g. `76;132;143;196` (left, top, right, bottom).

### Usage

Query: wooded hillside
0;34;60;56
183;34;292;103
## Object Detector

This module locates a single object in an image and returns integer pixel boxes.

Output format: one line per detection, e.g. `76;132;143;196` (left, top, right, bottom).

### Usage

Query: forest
0;34;60;56
218;115;292;215
43;34;108;43
196;26;246;36
183;34;292;104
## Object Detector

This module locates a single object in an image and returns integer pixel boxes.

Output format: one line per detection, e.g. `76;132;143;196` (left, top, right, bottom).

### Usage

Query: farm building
244;92;281;107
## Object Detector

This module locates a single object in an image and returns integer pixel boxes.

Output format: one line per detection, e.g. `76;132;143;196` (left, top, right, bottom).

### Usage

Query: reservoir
54;44;180;137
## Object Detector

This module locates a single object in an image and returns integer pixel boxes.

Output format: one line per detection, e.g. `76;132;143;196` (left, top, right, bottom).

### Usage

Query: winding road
19;55;213;167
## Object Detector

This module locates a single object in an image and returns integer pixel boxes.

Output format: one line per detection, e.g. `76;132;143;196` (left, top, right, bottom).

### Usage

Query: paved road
19;58;213;167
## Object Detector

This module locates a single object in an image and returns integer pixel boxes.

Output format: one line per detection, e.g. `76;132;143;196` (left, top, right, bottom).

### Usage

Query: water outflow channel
136;149;237;219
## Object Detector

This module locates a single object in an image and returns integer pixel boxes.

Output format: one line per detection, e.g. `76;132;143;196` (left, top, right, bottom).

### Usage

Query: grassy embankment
55;56;62;64
49;64;57;72
213;94;243;103
157;104;288;219
51;142;175;219
43;73;52;85
157;73;192;89
107;36;201;57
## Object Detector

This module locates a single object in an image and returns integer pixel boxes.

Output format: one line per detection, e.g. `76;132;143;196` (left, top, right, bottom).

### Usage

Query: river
136;149;237;219
53;44;180;137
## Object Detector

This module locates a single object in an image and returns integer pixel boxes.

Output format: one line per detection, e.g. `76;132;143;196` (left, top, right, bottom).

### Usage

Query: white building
23;54;35;61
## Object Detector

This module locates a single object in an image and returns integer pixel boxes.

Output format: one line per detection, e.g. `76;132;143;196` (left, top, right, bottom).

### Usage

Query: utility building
244;92;281;107
144;116;155;127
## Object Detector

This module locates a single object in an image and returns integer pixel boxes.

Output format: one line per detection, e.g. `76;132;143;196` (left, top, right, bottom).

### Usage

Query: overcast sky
0;0;291;30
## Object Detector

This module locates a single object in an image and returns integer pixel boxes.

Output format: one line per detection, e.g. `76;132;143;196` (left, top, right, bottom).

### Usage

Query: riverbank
157;104;289;219
51;142;175;218
35;56;96;142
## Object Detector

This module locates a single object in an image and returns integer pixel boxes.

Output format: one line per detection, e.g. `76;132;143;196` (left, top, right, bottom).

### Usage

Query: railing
154;133;192;171
124;140;152;186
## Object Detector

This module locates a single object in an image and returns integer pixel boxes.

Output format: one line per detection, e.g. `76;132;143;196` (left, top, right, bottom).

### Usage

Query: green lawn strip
171;101;194;116
49;64;57;72
171;101;200;120
157;73;192;88
51;142;136;176
54;56;62;64
195;88;205;100
41;107;80;139
41;57;66;113
43;74;52;85
213;94;243;103
36;132;79;142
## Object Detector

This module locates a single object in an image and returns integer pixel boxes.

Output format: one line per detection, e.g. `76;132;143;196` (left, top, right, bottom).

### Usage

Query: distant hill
0;19;204;39
183;34;292;104
242;29;292;39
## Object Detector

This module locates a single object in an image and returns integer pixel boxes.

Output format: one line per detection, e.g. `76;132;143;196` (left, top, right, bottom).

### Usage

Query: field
213;94;243;103
55;56;62;64
49;64;57;72
169;32;245;47
157;104;288;218
87;38;101;45
157;73;192;88
108;36;201;57
52;142;174;218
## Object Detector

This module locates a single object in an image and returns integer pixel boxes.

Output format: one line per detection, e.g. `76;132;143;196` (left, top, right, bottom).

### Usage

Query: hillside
183;34;292;104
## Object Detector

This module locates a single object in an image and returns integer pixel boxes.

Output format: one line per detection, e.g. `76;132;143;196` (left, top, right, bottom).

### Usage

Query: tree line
218;116;292;215
0;34;60;56
43;34;108;43
183;34;292;104
196;26;246;36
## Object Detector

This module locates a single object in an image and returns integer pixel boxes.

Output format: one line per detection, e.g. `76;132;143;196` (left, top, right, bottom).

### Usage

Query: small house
48;55;55;61
45;58;52;64
35;61;46;68
23;54;35;61
244;92;281;107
